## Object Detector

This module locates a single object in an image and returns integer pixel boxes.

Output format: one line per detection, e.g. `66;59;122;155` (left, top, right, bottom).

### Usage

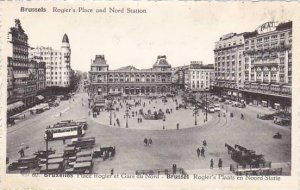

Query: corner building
242;21;292;111
29;34;71;87
214;21;292;111
89;55;172;95
7;20;35;107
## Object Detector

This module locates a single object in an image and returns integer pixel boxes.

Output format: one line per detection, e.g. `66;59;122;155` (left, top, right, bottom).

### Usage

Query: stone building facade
89;55;172;95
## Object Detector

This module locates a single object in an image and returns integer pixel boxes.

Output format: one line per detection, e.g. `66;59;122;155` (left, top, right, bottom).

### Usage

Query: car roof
74;161;91;168
18;155;37;160
48;158;64;163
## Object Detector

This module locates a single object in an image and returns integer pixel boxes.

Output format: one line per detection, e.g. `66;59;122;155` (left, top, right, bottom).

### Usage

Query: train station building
89;55;173;96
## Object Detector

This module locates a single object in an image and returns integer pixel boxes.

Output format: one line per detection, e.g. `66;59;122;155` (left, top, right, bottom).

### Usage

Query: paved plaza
6;91;291;175
91;96;212;130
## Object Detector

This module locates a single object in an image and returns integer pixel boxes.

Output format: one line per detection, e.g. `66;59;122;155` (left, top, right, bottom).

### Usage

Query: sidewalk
246;104;276;114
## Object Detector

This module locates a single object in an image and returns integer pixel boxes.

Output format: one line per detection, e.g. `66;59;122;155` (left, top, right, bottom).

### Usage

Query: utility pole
125;106;129;128
193;106;198;125
45;132;49;174
205;94;208;122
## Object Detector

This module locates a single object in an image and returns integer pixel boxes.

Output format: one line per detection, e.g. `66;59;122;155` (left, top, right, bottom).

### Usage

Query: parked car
8;155;39;171
258;114;274;120
274;115;291;126
225;100;233;104
214;104;221;111
208;106;215;113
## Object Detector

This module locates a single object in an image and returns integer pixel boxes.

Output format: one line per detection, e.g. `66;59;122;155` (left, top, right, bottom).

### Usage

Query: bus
45;125;85;140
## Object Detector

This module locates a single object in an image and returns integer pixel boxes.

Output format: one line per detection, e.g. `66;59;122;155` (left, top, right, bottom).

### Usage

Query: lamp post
163;115;166;130
125;105;129;128
107;101;113;125
193;106;199;126
205;94;208;122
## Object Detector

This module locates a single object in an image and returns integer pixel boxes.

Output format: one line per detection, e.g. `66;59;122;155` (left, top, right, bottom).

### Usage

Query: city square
5;12;292;176
6;86;291;175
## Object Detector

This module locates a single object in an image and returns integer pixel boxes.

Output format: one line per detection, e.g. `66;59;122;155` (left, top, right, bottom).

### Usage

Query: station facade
89;55;172;95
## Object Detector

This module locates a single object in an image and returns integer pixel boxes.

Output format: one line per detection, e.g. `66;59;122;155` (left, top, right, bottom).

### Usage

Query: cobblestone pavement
6;92;291;175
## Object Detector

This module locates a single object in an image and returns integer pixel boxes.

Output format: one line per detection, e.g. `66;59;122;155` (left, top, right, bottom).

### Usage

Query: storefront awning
36;95;44;100
7;101;24;111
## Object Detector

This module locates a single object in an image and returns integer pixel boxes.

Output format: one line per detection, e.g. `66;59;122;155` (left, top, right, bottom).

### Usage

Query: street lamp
107;101;113;125
193;106;199;126
125;105;129;128
163;115;166;130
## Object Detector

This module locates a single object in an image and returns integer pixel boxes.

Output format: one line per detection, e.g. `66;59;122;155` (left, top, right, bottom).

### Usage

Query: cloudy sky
3;2;297;71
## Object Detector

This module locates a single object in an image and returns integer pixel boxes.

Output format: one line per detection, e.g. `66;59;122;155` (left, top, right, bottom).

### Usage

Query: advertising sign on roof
256;21;278;34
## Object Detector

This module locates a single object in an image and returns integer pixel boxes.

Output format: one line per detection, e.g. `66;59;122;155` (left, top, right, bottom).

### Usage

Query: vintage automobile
65;162;93;174
258;114;274;120
70;137;95;149
274;115;291;126
64;146;79;158
8;155;39;171
33;149;56;159
76;150;93;158
76;156;93;163
39;163;62;174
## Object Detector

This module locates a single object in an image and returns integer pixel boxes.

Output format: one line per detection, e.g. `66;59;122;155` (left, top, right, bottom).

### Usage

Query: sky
3;2;297;71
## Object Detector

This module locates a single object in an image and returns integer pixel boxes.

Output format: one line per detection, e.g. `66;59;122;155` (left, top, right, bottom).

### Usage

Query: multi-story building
189;61;214;92
29;55;46;93
29;34;71;88
173;65;189;90
214;21;292;111
241;21;292;110
7;19;36;108
89;55;172;95
213;33;245;99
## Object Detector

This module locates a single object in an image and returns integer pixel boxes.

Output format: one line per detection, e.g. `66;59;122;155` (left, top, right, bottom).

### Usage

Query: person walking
210;159;214;169
218;158;223;170
177;123;179;130
196;148;200;158
18;148;24;157
172;164;177;174
144;138;148;146
201;147;205;157
149;138;152;146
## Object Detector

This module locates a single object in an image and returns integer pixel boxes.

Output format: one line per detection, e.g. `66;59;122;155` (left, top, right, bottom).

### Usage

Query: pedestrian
177;123;179;130
18;148;24;157
111;169;114;175
172;164;177;174
144;138;148;146
197;148;200;158
137;118;139;123
203;140;207;146
218;158;223;170
149;138;152;146
210;159;214;169
201;147;205;157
